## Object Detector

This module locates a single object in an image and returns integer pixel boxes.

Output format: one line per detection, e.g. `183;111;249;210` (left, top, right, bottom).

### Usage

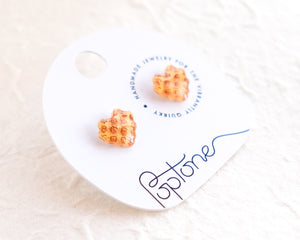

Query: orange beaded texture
152;65;189;102
98;109;137;147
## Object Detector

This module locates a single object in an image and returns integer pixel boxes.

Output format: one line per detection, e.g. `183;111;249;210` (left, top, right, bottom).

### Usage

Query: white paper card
43;29;253;210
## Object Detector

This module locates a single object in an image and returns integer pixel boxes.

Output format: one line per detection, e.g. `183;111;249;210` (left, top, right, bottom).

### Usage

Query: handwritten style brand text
139;129;249;208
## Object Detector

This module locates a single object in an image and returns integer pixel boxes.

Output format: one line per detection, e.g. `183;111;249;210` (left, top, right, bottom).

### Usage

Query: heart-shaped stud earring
153;65;189;102
98;109;136;147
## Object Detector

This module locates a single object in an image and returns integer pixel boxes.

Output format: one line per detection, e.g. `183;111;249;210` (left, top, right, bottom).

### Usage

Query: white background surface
0;0;299;239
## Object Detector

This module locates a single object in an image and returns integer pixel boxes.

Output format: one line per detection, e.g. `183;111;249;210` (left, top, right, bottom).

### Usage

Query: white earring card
43;29;253;210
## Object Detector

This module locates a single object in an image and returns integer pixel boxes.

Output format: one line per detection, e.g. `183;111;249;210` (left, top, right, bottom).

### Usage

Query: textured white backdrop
0;0;299;239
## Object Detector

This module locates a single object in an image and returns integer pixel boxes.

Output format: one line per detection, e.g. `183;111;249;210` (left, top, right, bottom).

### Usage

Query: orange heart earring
152;65;189;102
98;109;137;147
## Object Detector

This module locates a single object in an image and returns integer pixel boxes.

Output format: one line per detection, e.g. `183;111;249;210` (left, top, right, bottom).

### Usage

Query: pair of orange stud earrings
98;65;189;147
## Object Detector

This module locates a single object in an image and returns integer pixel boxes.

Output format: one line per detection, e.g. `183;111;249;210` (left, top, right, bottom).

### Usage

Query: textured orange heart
153;65;189;102
98;109;137;147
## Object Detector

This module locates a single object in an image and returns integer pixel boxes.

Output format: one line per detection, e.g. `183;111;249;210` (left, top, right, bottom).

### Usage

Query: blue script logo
139;129;250;208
